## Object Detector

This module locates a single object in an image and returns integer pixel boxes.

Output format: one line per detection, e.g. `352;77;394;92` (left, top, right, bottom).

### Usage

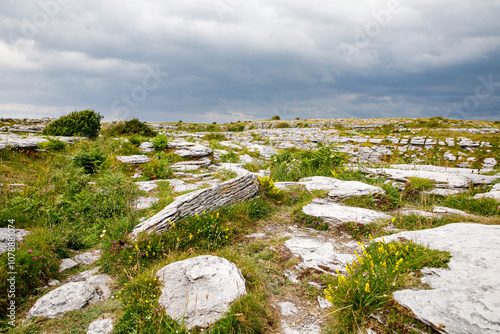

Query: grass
324;238;451;332
2;117;500;333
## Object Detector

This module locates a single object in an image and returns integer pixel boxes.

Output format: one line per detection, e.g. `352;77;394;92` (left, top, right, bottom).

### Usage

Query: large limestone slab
170;142;213;158
284;237;355;274
367;166;498;188
377;223;500;334
156;255;246;329
474;190;500;201
27;272;111;320
116;155;151;164
132;174;259;235
299;176;385;200
170;157;211;171
302;199;391;224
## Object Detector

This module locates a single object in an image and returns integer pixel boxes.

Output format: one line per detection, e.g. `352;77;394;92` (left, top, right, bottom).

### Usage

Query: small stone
116;155;151;164
59;258;79;272
87;318;114;334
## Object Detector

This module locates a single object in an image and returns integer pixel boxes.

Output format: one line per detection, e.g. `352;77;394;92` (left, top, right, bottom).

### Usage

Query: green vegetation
270;145;345;181
74;148;107;173
271;115;280;120
38;138;67;151
42;109;103;139
324;238;450;332
104;118;157;137
152;134;170;152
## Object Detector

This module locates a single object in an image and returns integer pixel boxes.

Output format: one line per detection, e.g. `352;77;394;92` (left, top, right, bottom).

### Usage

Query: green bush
42;110;103;139
38;138;67;151
275;122;290;128
73;149;106;174
203;133;227;141
141;157;173;180
152;134;169;152
104;118;157;137
270;145;345;181
271;115;280;120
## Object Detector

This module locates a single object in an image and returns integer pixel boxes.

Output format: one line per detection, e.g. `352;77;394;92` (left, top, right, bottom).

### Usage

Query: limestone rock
27;271;111;320
59;258;79;272
377;223;500;334
135;180;159;192
132;174;259;235
139;141;154;153
0;227;30;254
284;237;355;274
156;255;246;329
170;157;211;171
483;157;497;169
167;179;202;193
245;143;277;159
134;196;160;210
239;154;255;164
73;250;102;266
299;176;385;200
116;155;151;164
474;190;500;201
171;142;213;158
87;317;114;334
219;141;243;150
302;199;392;224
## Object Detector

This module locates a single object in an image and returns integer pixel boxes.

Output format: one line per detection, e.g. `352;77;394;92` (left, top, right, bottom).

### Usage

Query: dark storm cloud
0;0;499;122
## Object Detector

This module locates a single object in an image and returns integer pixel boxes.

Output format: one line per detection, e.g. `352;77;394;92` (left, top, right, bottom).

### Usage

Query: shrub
42;109;103;139
271;115;280;120
203;133;227;141
152;134;170;152
324;238;450;331
270;145;345;181
104;118;157;137
275;122;290;128
38;138;67;151
73;148;106;173
141;157;173;180
258;176;283;203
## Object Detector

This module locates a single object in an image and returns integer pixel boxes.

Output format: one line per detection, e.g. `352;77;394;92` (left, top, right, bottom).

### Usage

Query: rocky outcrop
170;157;211;171
156;255;246;329
378;223;500;334
170;142;213;158
132;173;259;235
26;274;111;319
116;155;151;164
87;317;114;334
302;199;392;224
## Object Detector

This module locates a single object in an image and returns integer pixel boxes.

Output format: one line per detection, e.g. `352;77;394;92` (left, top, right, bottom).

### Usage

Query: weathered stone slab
170;157;211;171
302;199;391;224
156;255;246;329
284;237;355;274
116;155;150;164
132;174;259;235
171;142;212;157
377;223;500;334
87;317;114;334
299;176;385;200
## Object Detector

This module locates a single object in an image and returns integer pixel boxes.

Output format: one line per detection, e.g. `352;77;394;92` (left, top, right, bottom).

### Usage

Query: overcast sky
1;0;500;123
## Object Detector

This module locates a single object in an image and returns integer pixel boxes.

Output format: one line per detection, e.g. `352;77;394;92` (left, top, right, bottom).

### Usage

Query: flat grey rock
284;236;355;274
218;141;243;150
73;250;102;266
59;258;79;272
377;223;500;334
139;141;154;153
239;154;255;164
302;199;392;224
299;176;385;200
134;196;160;210
474;190;500;201
170;157;211;171
87;317;114;334
171;142;212;158
167;179;201;193
135;180;159;192
116;155;151;164
156;255;246;329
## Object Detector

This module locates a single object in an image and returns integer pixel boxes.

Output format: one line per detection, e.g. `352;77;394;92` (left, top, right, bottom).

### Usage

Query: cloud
0;0;499;122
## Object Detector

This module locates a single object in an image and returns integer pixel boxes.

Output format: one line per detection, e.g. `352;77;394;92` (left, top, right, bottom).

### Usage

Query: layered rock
156;255;246;329
132;173;259;235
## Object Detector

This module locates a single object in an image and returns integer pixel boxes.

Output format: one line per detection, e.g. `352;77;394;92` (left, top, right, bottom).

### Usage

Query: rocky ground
1;117;499;333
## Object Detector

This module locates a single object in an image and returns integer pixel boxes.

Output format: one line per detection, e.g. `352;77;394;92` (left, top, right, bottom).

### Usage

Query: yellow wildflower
365;283;370;293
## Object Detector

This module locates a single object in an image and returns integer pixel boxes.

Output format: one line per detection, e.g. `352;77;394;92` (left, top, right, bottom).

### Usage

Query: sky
1;0;500;123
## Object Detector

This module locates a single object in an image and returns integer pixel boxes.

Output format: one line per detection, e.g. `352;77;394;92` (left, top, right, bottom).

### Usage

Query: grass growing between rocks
324;238;451;333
